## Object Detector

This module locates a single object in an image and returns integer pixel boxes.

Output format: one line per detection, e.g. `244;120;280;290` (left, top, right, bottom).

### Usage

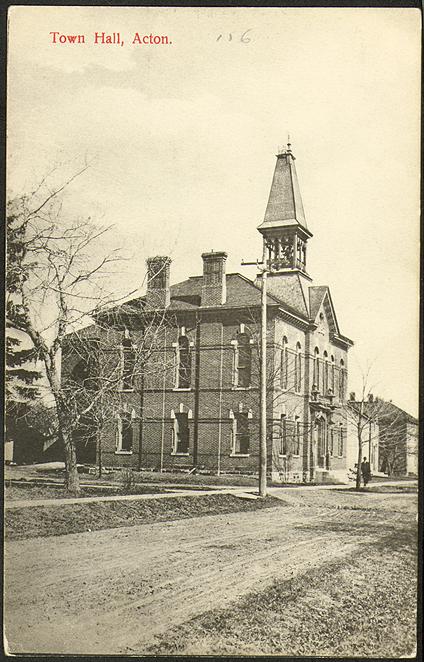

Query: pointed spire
258;141;310;233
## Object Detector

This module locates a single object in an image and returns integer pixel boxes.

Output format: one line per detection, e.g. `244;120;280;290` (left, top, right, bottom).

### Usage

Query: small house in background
5;402;58;466
377;401;418;476
346;394;418;478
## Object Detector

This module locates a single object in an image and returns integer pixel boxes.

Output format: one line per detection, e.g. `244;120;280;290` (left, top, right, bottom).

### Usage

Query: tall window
339;359;345;400
116;412;133;453
313;348;320;391
235;332;252;388
331;356;335;393
173;412;190;454
280;337;288;390
279;414;287;455
295;343;302;393
176;333;191;389
338;425;345;456
293;418;301;456
122;333;135;391
233;412;250;455
323;351;329;393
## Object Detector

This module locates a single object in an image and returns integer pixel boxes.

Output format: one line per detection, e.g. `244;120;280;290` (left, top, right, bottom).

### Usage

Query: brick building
63;144;354;482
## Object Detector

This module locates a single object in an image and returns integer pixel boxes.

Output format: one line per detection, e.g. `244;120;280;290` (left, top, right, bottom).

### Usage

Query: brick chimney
146;256;171;309
201;251;227;306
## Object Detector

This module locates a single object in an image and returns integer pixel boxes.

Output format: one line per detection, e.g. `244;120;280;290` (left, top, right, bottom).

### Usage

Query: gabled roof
309;286;340;335
168;273;291;311
348;399;418;426
125;272;314;324
309;286;328;321
376;401;418;426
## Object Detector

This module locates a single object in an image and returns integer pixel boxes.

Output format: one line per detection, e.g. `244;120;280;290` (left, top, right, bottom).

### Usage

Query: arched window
122;332;135;391
173;412;190;454
295;343;302;393
235;411;249;454
177;334;191;389
339;359;345;400
313;348;320;391
323;351;329;393
234;331;251;388
116;411;134;453
330;355;335;393
280;337;288;390
230;406;252;455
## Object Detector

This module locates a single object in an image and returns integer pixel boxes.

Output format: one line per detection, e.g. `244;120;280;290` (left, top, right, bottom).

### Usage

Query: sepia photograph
4;5;420;657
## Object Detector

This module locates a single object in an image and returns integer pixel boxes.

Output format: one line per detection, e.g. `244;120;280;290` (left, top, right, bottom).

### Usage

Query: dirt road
4;490;415;655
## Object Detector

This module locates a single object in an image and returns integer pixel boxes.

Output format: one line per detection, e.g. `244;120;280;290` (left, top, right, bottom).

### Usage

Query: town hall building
63;144;354;483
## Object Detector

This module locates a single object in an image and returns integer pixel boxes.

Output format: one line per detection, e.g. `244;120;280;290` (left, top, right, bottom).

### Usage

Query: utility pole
241;244;269;497
193;312;201;469
138;371;145;472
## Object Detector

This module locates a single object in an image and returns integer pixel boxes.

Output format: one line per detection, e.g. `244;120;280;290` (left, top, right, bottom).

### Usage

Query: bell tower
257;142;313;315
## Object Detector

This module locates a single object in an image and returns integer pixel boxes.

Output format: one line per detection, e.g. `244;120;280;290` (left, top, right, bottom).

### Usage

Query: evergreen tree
6;206;41;416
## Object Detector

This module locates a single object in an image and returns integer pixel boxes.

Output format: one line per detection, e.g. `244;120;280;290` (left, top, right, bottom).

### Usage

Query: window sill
171;452;190;456
231;386;252;391
173;387;191;392
119;388;134;393
115;450;133;455
278;454;287;458
230;453;250;458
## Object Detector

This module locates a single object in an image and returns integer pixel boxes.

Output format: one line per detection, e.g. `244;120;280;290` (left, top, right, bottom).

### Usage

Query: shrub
120;468;136;493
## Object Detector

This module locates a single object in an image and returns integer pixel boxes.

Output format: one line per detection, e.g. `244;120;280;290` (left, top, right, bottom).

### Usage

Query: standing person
361;457;371;487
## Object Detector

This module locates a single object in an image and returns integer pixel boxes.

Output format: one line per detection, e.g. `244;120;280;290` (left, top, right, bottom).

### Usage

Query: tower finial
287;134;292;153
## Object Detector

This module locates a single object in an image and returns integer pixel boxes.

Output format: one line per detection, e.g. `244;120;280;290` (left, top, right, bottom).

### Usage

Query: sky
7;7;420;415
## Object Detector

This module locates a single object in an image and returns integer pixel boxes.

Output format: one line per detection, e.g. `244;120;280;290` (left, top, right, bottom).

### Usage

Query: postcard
5;5;420;656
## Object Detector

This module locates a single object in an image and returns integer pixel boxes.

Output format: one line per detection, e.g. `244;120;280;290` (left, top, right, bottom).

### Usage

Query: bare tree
62;303;176;477
344;368;407;489
6;165;149;493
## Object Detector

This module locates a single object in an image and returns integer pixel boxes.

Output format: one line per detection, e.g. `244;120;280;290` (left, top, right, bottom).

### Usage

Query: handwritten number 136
217;29;252;43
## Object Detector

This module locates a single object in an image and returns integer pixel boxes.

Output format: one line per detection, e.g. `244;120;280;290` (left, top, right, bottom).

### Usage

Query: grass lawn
108;469;259;487
147;516;417;657
5;493;286;540
4;482;167;501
